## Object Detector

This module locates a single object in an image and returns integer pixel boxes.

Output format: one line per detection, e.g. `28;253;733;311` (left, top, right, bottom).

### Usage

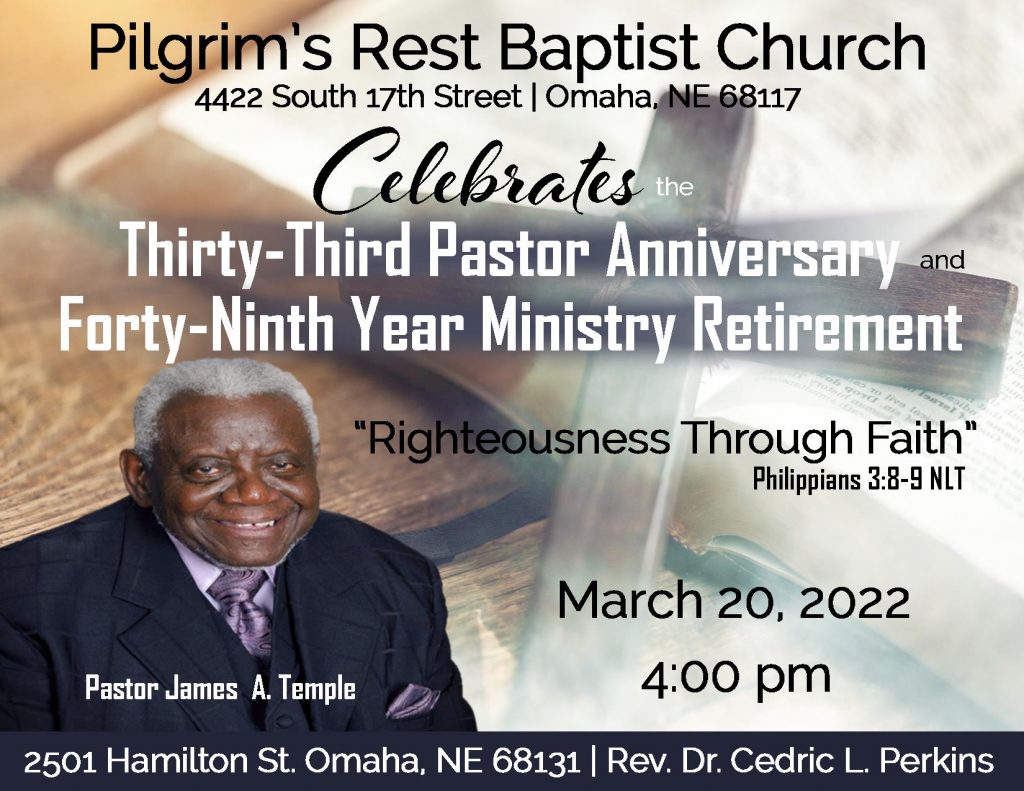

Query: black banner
2;732;1017;789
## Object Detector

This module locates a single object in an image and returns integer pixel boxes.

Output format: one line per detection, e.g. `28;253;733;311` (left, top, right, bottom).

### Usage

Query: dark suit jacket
0;498;475;731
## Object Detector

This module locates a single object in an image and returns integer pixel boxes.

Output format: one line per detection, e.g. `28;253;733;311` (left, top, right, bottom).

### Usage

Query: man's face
124;393;320;568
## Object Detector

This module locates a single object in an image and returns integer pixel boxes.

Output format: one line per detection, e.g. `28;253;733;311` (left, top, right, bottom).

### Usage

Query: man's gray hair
133;358;320;465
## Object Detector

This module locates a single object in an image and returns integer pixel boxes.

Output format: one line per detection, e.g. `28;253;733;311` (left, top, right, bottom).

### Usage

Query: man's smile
213;518;282;529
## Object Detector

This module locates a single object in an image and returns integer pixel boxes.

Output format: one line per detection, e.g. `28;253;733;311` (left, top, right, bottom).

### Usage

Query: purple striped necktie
207;569;272;666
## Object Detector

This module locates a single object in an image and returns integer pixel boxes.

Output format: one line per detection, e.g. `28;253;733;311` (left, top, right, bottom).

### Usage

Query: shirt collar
165;530;277;594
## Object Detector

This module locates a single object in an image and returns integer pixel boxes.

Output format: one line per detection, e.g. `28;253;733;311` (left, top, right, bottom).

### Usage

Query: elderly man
0;358;475;731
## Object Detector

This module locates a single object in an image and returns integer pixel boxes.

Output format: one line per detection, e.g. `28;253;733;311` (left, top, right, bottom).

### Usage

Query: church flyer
1;0;1023;787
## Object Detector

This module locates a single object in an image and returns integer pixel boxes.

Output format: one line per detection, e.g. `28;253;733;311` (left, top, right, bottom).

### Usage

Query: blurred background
1;0;1023;730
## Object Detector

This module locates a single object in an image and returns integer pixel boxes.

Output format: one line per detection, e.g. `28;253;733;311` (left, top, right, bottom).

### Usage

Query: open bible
674;174;1024;725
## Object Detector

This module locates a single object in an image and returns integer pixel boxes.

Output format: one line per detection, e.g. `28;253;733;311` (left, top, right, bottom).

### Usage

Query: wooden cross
351;95;1016;727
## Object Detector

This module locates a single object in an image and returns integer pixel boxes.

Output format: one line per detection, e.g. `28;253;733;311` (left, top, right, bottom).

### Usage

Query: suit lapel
112;503;257;730
282;522;383;730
